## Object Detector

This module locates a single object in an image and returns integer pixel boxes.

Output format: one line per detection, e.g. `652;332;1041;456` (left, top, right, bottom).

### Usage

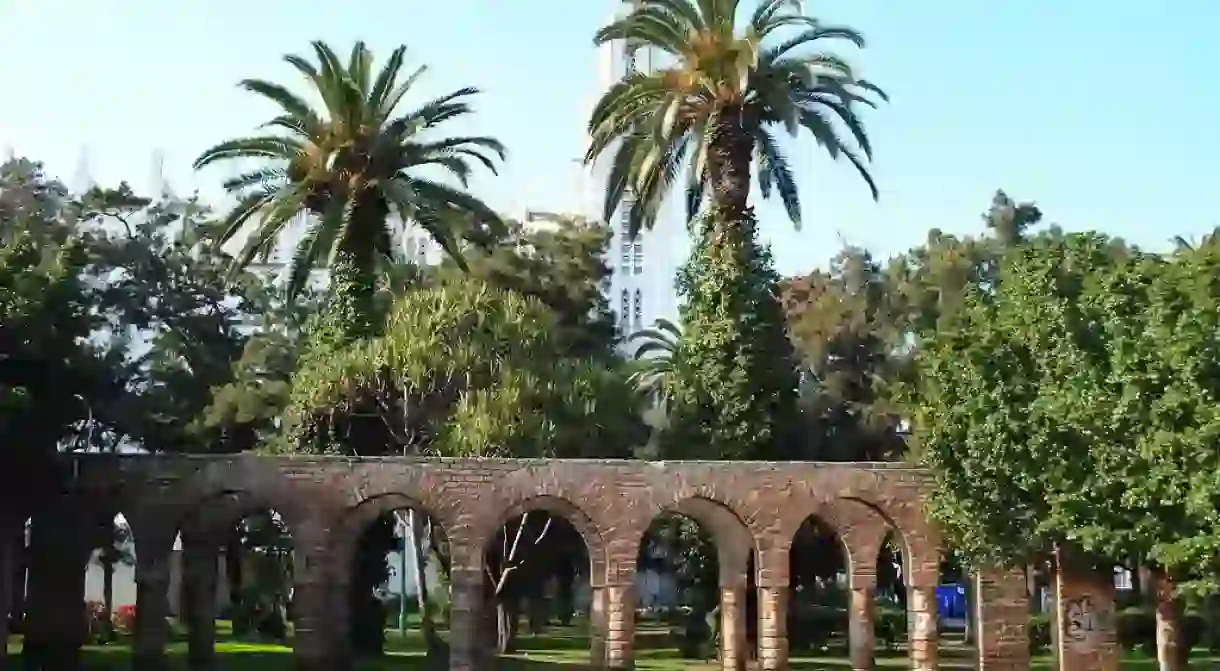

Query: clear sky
1;1;1217;277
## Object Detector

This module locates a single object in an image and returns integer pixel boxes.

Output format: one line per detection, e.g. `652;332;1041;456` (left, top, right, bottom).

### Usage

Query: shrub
1029;614;1052;653
875;608;906;650
112;604;136;635
84;601;109;643
788;605;846;651
1115;607;1206;657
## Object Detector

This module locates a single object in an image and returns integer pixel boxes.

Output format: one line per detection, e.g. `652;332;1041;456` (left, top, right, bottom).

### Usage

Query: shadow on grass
9;631;1220;670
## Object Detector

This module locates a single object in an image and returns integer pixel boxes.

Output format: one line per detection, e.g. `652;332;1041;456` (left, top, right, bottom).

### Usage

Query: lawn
8;624;1220;669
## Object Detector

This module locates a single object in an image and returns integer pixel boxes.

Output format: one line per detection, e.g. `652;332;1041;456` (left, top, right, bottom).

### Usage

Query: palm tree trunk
326;200;389;345
325;246;379;343
708;104;754;224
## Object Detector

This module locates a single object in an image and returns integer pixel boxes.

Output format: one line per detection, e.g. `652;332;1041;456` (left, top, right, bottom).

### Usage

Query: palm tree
1173;226;1220;252
194;41;506;337
586;0;886;235
627;317;681;411
627;318;683;457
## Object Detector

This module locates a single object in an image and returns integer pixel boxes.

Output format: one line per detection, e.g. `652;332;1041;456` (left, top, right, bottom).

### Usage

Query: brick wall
14;455;1032;670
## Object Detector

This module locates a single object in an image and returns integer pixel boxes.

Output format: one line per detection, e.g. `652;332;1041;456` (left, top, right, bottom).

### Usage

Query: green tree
782;246;906;460
663;227;799;459
627;318;681;412
432;213;619;360
904;232;1130;566
283;278;644;657
0;231;96;513
587;0;885;460
0;159;103;517
284;278;643;458
194;40;506;341
72;184;271;454
196;275;323;451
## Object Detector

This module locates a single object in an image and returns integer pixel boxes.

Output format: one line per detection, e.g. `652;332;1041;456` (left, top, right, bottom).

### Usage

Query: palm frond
196;40;505;285
193;137;302;170
587;0;885;234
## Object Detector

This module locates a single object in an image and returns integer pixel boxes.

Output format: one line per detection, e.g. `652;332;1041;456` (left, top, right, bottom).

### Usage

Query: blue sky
1;1;1217;277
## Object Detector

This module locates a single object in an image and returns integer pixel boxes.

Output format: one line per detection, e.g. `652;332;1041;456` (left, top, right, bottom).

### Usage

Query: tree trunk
325;242;380;344
1151;569;1186;671
1026;563;1039;613
964;575;975;644
1206;595;1220;653
0;522;12;650
707;103;753;220
351;515;395;658
102;549;115;642
1139;564;1154;602
495;598;520;654
408;511;443;656
225;534;245;635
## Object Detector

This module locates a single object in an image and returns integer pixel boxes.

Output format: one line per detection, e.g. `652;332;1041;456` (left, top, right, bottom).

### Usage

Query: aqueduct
1;455;1033;670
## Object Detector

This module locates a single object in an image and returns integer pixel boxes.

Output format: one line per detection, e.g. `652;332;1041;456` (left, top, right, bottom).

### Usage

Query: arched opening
81;511;136;646
633;497;755;667
482;499;591;660
787;515;850;657
637;511;719;659
870;527;970;667
874;529;908;660
343;497;451;663
217;508;294;644
935;546;976;666
12;504;134;667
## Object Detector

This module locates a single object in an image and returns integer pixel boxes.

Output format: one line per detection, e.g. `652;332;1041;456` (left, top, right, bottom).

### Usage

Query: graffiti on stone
1065;595;1112;652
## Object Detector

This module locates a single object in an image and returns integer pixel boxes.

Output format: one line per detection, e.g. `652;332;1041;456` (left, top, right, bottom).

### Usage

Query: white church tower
586;2;684;349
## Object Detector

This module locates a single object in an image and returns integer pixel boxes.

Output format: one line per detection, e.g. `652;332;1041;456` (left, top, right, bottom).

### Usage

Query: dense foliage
9;9;1220;665
663;216;800;459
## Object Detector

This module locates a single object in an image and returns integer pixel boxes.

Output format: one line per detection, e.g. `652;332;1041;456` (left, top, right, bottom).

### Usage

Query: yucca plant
586;0;886;234
195;41;506;337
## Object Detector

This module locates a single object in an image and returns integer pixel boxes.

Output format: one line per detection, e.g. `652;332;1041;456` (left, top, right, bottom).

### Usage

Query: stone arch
183;458;314;535
838;491;941;586
794;467;941;586
804;498;890;580
662;495;756;587
330;468;467;540
177;489;300;546
473;465;619;579
476;493;608;584
332;492;456;575
654;474;789;586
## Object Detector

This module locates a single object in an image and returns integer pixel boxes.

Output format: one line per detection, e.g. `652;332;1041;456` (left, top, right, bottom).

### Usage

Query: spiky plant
627;317;681;410
195;41;506;339
586;0;886;233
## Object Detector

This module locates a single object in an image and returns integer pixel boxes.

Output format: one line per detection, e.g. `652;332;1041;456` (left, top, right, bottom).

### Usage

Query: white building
583;6;686;349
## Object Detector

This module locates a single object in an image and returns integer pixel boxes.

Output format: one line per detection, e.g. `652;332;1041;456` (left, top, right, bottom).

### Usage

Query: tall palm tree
586;0;886;235
195;41;506;337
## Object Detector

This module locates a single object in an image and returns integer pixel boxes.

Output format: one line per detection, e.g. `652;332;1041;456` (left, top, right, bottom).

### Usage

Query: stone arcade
2;455;1037;671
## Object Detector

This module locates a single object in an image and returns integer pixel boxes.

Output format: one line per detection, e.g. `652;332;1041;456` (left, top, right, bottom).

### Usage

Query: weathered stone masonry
0;455;1033;670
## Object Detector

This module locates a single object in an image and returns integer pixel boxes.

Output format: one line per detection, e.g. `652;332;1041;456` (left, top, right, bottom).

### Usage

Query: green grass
8;625;1220;669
